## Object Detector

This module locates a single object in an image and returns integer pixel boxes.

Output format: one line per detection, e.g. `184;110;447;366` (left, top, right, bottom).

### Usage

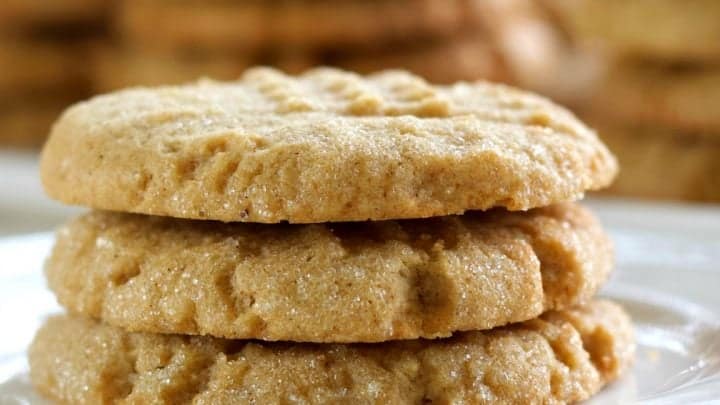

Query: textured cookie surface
29;300;634;405
589;63;720;134
594;122;720;202
543;0;720;61
41;67;616;223
47;203;612;342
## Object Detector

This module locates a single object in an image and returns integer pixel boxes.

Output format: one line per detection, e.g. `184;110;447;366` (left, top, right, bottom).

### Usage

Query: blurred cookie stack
544;0;720;202
0;0;107;147
31;68;634;403
94;0;563;91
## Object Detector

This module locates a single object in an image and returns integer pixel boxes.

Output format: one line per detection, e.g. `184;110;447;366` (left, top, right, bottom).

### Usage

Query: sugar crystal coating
41;67;617;223
47;203;612;342
29;300;634;404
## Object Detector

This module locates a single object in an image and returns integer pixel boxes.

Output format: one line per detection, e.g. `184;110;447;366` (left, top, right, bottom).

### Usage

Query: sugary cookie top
41;67;616;222
30;300;634;404
46;203;613;342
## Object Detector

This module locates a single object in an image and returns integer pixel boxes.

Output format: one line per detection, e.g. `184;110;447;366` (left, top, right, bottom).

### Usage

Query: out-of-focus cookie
542;0;720;61
29;300;634;404
336;28;561;89
98;0;565;90
465;0;568;95
593;122;720;202
41;67;617;223
588;63;720;134
0;0;106;30
0;99;69;147
92;48;253;92
47;203;612;342
334;0;594;106
91;47;320;92
334;36;511;84
116;0;479;52
341;0;566;88
0;38;89;96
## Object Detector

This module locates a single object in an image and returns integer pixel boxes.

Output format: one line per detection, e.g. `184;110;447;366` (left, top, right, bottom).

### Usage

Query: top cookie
41;67;616;223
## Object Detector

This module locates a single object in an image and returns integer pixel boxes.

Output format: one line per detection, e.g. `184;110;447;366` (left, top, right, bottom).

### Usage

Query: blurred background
0;0;718;235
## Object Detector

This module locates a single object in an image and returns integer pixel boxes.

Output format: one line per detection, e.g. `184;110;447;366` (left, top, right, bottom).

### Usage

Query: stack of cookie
94;0;562;91
31;68;633;403
0;0;107;147
543;0;720;202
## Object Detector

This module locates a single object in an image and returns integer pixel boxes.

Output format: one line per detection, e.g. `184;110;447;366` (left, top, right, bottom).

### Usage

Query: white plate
1;201;720;404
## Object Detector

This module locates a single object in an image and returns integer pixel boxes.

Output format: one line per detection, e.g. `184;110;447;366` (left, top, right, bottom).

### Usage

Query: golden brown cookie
29;300;634;404
589;63;720;134
593;122;720;202
47;203;612;342
116;0;480;53
542;0;720;61
41;67;617;223
0;38;90;96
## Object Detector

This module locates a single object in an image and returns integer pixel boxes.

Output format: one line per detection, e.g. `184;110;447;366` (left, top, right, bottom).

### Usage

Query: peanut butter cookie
47;203;612;342
29;300;634;404
41;67;617;223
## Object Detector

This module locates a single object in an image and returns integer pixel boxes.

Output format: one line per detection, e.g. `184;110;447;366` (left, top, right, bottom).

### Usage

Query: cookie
589;63;720;134
47;203;612;342
30;300;634;404
117;0;479;53
106;0;560;87
41;67;617;223
0;38;89;97
0;99;70;148
338;0;565;88
0;0;106;30
462;0;567;95
542;0;720;61
593;122;720;202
